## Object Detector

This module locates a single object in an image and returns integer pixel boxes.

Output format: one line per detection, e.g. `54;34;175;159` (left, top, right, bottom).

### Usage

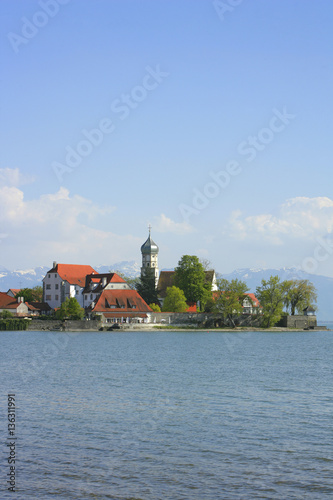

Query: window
46;284;51;290
76;290;79;295
55;295;59;300
55;274;58;278
85;295;88;300
55;284;59;290
48;274;51;278
90;294;93;299
46;295;51;300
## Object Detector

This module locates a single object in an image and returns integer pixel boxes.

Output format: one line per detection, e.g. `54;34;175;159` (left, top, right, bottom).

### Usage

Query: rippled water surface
1;329;333;499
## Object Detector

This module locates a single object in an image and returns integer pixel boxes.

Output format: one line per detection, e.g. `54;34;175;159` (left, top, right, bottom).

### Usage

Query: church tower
141;225;159;288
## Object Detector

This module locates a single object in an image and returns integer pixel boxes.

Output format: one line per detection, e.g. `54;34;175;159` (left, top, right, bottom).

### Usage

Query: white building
43;262;97;309
82;273;130;309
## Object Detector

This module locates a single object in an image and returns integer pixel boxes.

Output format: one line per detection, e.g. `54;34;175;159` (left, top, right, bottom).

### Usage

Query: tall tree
256;275;284;327
174;255;210;305
136;267;160;306
214;278;249;327
282;279;317;315
56;297;85;320
162;286;188;313
15;286;43;302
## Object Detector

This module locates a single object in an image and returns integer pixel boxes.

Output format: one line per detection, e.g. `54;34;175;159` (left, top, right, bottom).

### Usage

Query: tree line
13;258;317;327
133;255;317;328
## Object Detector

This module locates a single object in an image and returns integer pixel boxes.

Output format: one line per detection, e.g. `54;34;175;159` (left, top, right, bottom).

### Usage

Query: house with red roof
6;289;21;298
43;261;97;309
82;272;130;309
89;288;152;324
0;292;29;316
212;291;262;314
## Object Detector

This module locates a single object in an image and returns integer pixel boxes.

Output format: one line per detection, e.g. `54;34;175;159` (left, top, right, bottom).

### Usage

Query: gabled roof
0;292;21;309
157;271;175;298
245;293;261;307
27;302;52;312
92;289;152;313
82;273;127;294
45;263;97;287
7;289;21;296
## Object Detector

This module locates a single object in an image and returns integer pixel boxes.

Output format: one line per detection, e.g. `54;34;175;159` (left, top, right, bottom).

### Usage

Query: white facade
82;277;130;309
43;271;84;309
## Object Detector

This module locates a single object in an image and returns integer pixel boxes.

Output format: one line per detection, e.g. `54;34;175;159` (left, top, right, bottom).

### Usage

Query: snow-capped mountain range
0;263;332;321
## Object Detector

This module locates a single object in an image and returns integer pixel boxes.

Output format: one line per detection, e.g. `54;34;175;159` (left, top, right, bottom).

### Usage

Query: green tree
56;297;85;320
256;275;284;327
174;255;210;305
149;303;161;312
214;278;249;327
136;267;160;306
0;310;14;319
15;286;43;302
162;286;188;313
282;279;317;315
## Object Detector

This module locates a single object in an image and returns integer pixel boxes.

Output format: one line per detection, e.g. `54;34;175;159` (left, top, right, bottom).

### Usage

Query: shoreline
25;324;331;333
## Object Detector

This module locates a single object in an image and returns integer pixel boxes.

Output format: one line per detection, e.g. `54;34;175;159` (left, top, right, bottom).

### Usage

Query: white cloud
226;197;333;244
0;178;142;268
153;213;195;234
0;167;34;187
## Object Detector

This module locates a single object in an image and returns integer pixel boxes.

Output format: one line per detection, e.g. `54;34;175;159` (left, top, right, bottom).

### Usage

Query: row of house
1;231;262;323
42;262;152;323
0;291;51;317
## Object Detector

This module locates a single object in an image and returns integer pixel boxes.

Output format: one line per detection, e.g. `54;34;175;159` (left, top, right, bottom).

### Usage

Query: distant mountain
0;263;331;322
0;266;49;291
95;261;141;277
221;267;333;323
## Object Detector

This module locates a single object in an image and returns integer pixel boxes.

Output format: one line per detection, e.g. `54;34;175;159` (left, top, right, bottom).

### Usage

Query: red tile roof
7;289;21;296
82;273;127;293
0;292;21;309
245;293;261;307
46;264;97;287
92;289;152;313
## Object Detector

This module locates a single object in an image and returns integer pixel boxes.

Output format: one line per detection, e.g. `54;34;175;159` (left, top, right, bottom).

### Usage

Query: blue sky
1;0;333;277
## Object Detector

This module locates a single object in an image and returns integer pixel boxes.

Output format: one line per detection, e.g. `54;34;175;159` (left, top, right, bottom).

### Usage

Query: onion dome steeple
140;225;159;287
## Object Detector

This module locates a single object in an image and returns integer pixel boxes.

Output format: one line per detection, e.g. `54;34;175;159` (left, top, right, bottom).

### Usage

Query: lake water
1;328;333;499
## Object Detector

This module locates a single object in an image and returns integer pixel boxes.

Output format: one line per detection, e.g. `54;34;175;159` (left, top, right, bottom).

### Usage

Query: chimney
53;261;57;269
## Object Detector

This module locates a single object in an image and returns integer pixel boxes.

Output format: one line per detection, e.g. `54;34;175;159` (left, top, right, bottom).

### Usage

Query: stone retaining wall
27;319;101;331
278;315;317;329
